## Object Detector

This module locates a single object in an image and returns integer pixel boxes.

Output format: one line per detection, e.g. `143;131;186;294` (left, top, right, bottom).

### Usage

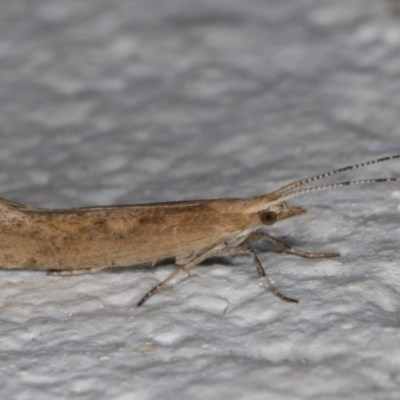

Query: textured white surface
1;0;400;399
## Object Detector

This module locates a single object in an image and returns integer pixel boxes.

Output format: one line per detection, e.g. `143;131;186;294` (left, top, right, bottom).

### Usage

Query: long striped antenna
273;155;400;196
268;177;398;205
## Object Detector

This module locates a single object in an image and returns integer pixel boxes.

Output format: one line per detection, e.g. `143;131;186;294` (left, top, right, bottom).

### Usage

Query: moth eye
259;211;278;225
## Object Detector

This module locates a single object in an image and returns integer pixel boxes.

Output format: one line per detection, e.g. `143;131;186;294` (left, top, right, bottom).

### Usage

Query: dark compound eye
259;211;278;225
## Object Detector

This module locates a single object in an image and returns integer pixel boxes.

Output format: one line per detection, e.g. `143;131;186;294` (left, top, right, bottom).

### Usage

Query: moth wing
0;197;44;212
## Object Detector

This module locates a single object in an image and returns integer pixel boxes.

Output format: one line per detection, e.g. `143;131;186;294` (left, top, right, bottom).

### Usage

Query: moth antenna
274;155;400;196
268;177;398;205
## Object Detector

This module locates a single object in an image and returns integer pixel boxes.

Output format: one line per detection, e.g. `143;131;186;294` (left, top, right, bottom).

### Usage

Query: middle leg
213;244;298;303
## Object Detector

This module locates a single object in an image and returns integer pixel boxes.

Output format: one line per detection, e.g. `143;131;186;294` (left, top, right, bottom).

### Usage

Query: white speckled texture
1;0;400;399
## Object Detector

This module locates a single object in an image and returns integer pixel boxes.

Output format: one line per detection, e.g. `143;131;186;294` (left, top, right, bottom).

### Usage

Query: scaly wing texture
0;199;258;270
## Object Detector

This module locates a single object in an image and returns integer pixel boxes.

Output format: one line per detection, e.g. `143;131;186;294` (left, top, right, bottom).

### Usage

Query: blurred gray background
1;1;400;399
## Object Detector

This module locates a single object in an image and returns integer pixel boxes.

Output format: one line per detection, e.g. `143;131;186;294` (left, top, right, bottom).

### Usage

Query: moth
0;156;398;306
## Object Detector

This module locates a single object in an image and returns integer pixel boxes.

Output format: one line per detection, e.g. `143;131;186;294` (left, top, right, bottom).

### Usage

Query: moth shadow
107;256;228;273
106;235;305;273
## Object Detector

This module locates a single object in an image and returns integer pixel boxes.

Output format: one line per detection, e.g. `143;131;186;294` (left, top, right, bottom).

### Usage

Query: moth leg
175;252;197;266
214;244;298;303
137;242;226;306
48;266;107;276
245;232;339;259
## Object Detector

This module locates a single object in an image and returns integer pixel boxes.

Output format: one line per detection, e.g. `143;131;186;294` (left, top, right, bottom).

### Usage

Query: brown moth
0;156;398;306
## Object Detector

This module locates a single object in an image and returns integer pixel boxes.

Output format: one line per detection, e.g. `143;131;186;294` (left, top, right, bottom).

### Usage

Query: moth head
248;155;400;226
258;202;306;226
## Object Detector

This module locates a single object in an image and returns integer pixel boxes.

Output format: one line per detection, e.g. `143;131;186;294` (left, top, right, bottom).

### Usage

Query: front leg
244;232;339;259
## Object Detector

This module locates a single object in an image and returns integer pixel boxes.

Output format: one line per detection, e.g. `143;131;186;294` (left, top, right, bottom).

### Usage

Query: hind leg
137;242;227;306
